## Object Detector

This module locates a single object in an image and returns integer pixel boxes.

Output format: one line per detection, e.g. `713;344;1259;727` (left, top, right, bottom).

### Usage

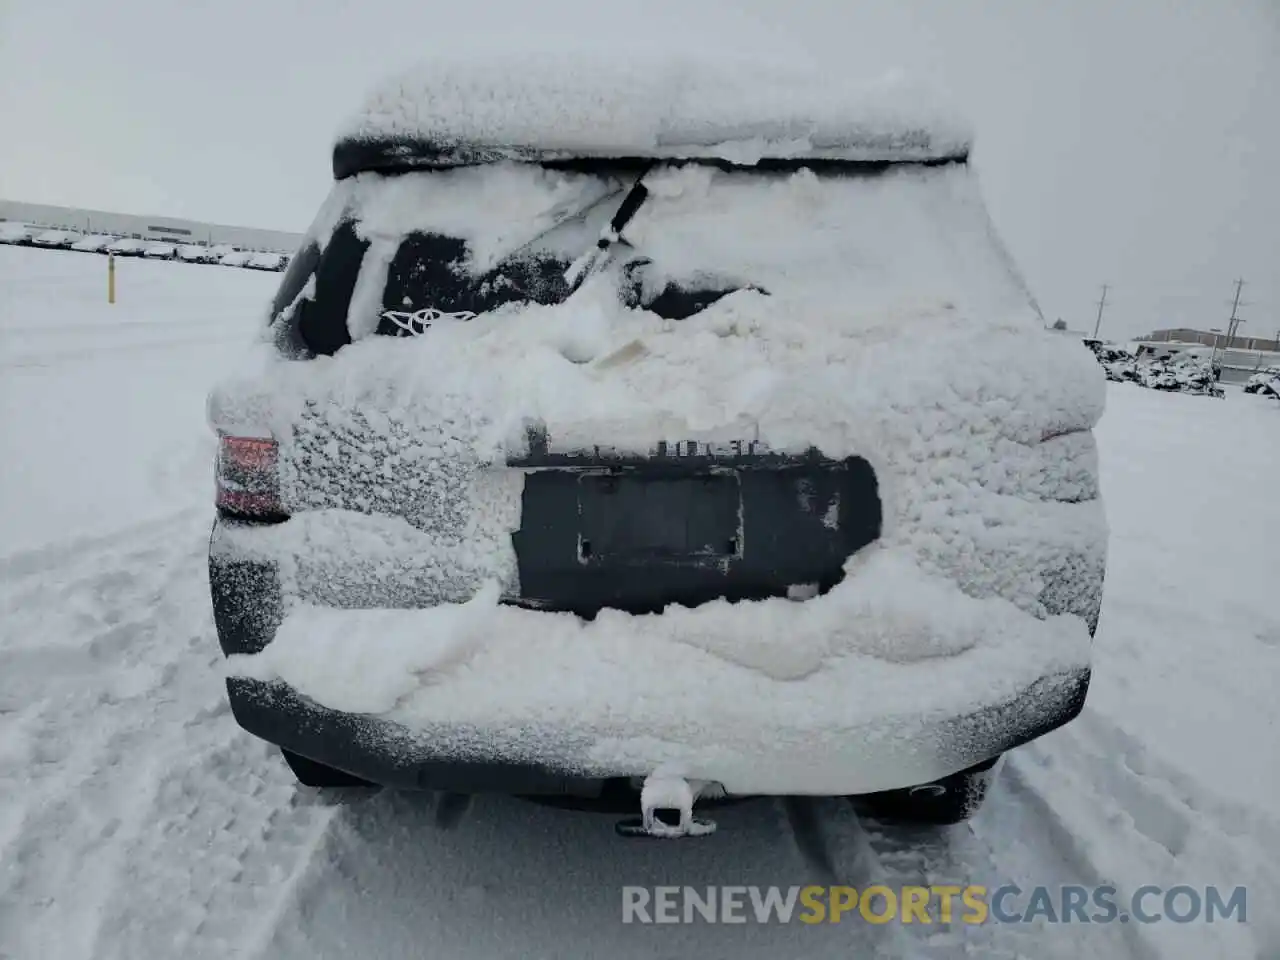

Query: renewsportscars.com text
621;885;1247;926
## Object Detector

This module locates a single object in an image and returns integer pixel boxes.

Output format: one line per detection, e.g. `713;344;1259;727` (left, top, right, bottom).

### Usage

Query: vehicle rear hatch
210;87;1074;623
241;154;934;613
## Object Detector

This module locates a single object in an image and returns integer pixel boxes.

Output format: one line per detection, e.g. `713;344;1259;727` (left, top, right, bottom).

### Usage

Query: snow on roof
335;52;972;176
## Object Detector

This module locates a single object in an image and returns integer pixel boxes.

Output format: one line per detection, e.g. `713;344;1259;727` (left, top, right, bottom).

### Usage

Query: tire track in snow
785;797;989;959
0;517;340;960
999;711;1277;960
254;792;924;960
824;789;1119;960
0;331;250;371
831;743;1260;960
6;319;242;337
0;509;201;584
253;786;1113;960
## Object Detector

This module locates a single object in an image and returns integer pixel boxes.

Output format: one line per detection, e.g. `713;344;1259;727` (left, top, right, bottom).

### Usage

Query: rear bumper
225;668;1088;796
211;530;1093;796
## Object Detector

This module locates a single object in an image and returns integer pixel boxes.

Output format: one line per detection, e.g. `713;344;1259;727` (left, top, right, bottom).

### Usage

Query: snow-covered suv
208;54;1107;829
1243;366;1280;397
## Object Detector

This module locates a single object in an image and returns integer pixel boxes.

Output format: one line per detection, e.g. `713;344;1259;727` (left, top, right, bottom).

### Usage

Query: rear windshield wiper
564;164;655;291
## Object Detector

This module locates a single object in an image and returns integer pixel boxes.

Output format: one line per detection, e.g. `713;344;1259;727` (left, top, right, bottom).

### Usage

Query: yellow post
108;253;116;304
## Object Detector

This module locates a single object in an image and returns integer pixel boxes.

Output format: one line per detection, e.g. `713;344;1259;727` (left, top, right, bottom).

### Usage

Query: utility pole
1214;279;1246;383
1092;284;1109;339
1227;278;1245;341
1225;279;1246;352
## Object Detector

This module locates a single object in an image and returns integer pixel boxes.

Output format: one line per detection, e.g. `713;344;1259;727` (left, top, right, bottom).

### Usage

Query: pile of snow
229;546;1092;790
339;51;973;166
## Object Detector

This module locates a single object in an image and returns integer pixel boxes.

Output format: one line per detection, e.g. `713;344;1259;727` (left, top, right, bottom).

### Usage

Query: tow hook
615;775;718;838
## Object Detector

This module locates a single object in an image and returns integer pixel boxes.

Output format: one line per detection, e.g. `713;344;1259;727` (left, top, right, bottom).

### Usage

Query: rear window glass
270;221;367;357
375;232;573;337
269;156;1004;358
269;240;319;319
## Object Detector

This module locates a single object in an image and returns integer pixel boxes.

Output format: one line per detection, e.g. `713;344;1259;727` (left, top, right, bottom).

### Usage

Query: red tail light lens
216;435;283;518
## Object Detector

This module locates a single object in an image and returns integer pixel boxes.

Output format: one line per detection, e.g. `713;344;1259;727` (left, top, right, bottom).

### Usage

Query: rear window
269;156;1007;358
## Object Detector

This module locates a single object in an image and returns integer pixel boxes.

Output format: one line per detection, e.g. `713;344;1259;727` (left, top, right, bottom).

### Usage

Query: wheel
280;748;372;787
852;755;1001;826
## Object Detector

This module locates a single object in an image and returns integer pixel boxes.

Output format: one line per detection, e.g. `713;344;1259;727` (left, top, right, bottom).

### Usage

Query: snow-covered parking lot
1;244;1277;959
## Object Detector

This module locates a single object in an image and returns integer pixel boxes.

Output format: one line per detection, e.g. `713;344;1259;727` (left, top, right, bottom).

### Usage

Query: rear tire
852;755;1001;825
281;748;372;787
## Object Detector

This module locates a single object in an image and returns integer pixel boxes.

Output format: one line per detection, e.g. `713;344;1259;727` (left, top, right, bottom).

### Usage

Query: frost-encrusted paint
339;51;972;164
213;298;1106;696
212;156;1107;764
214;298;1105;613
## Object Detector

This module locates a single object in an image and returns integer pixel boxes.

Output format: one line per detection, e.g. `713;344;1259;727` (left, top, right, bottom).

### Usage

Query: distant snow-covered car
178;244;220;264
1136;355;1223;397
208;54;1107;830
1175;361;1224;398
1087;341;1139;382
0;222;34;245
1243;367;1280;396
1107;360;1142;383
70;234;118;253
1143;361;1182;392
142;242;178;260
218;249;253;268
1246;375;1280;399
105;237;147;257
31;229;79;249
245;251;286;272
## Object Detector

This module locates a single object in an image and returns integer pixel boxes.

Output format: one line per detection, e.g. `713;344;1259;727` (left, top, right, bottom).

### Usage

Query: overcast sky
1;0;1276;340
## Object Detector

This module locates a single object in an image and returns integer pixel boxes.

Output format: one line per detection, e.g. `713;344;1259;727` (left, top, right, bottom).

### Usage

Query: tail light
216;434;284;519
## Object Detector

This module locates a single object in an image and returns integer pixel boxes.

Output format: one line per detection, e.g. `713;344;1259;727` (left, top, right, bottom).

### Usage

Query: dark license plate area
510;457;881;618
578;473;741;562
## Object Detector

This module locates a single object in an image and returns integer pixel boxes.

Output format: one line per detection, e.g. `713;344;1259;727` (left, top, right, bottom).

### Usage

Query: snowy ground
1;244;1277;959
0;247;279;555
